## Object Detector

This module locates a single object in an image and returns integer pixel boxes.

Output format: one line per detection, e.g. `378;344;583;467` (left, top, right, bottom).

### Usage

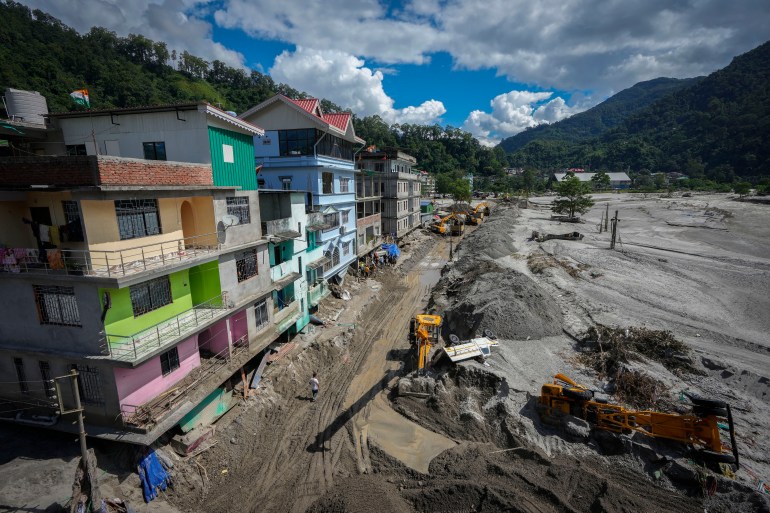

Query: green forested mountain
498;77;701;153
0;1;342;114
507;41;770;181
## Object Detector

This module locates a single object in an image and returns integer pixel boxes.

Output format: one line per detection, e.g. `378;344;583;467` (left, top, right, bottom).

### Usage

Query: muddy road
175;235;451;513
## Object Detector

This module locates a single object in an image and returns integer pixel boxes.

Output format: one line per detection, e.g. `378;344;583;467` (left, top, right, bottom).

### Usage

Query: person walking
309;372;319;402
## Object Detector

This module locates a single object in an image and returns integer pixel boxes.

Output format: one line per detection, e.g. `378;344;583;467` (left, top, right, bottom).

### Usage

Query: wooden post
610;210;619;249
604;204;609;232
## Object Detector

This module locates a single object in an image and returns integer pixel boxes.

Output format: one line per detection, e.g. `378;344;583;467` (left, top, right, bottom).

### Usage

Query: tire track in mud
198;242;441;513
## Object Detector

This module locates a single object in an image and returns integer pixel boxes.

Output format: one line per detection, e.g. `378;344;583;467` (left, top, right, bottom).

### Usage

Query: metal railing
119;333;249;428
1;232;220;278
103;293;231;361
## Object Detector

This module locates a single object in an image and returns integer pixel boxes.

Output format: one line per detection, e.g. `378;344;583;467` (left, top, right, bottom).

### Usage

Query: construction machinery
408;314;442;371
539;373;739;466
430;213;458;235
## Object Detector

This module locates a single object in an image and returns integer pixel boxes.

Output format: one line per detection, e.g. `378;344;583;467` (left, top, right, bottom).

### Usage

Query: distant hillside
0;1;343;114
508;41;770;180
498;77;701;153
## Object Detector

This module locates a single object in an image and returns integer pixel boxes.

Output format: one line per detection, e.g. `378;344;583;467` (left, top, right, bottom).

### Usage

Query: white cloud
463;90;584;146
270;48;446;125
21;0;246;69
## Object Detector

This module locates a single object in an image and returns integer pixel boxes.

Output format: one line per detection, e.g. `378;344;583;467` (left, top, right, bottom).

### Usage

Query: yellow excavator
539;374;739;466
430;213;460;235
408;314;442;371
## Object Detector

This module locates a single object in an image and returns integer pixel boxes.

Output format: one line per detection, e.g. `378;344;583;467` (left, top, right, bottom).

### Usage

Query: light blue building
240;95;365;281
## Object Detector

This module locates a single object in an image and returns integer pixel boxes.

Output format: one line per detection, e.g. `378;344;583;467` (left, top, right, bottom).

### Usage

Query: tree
733;182;751;198
449;178;472;202
591;170;611;190
552;176;595;218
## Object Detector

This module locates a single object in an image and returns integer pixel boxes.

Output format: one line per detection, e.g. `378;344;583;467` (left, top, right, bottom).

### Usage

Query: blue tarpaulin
138;449;170;502
381;243;400;258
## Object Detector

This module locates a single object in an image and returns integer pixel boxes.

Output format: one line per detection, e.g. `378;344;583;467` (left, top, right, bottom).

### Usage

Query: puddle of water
355;394;455;474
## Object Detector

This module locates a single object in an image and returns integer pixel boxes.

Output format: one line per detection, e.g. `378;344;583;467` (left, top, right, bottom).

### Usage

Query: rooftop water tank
4;88;49;125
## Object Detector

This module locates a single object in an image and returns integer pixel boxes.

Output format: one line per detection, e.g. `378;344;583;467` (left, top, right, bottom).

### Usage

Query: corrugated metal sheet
208;126;257;190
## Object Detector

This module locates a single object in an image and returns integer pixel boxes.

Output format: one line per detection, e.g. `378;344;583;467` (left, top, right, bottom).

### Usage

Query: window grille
281;177;292;190
130;276;172;317
142;141;166;160
72;365;104;405
342;210;349;224
255;299;269;328
115;199;161;240
66;144;87;156
322;212;339;230
339;178;349;193
226;196;251;224
14;358;28;394
236;248;259;282
39;361;55;399
61;200;84;241
160;347;180;376
342;242;350;256
33;285;81;327
322;172;334;194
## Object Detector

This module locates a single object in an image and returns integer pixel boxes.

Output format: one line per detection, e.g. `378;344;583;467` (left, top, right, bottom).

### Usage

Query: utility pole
449;235;453;260
54;370;89;476
604;204;609;232
610;210;619;249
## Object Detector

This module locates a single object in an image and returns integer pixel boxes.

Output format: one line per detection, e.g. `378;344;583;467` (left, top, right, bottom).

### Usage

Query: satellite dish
221;214;240;227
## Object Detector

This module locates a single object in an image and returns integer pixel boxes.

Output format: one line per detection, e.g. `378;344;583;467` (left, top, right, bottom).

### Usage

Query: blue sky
19;0;770;145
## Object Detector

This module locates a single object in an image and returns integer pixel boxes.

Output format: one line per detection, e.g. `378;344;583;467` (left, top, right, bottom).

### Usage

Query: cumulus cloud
213;0;769;95
270;48;446;125
21;0;246;68
463;90;584;146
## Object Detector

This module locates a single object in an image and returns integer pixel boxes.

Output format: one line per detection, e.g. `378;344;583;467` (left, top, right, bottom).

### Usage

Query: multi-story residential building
354;168;382;258
417;170;436;197
259;189;332;335
357;148;422;239
0;102;294;444
239;96;364;281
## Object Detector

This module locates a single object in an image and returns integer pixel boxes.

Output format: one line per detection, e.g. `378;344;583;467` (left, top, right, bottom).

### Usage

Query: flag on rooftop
69;89;90;108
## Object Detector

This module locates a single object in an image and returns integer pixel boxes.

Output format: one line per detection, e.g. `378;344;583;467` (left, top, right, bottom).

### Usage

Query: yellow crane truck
539;373;739;467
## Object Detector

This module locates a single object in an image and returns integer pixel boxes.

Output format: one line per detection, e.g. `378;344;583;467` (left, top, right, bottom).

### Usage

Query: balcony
308;281;330;307
0;155;213;188
261;217;301;240
1;232;220;278
273;298;301;334
103;293;232;362
356;213;381;230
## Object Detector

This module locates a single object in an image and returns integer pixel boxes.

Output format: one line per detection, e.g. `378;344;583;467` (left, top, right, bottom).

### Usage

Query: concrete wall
0;277;104;354
113;333;201;411
212;191;261;248
217;243;271;306
58;111;212;164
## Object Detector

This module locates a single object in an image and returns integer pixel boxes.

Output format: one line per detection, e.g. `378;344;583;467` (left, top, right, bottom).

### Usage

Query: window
322;172;334;194
281;177;292;190
115;199;161;240
236;248;259;282
66;144;87;156
130;276;172;317
278;128;317;157
143;141;166;161
342;241;351;256
374;163;384;173
306;230;318;251
316;133;353;160
340;178;349;193
342;210;350;224
39;361;55;399
14;358;28;394
254;299;269;328
61;200;84;242
332;246;340;266
72;365;103;405
222;144;234;163
33;285;81;327
358;233;365;247
226;197;251;225
160;347;180;376
323;212;340;230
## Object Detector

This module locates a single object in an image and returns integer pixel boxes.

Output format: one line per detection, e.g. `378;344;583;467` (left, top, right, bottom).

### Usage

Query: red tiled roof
322;112;350;132
286;97;320;115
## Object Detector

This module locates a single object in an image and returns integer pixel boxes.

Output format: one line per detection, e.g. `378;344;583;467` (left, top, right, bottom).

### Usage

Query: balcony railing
1;232;220;278
103;293;231;362
273;297;301;333
119;332;249;429
308;281;330;306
